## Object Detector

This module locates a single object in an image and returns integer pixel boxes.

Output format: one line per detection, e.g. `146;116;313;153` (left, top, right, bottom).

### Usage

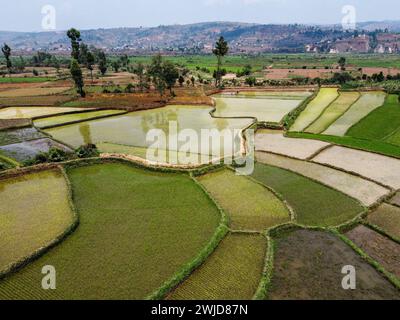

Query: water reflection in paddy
45;105;253;157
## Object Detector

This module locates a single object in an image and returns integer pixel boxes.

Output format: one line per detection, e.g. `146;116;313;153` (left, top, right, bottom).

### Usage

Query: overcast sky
1;0;399;32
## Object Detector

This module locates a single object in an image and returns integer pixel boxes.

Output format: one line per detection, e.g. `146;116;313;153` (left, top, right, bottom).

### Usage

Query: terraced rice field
305;92;360;134
0;127;46;146
367;203;400;239
251;163;364;226
212;94;304;123
0;138;71;162
268;230;399;300
347;94;400;143
255;129;330;160
34;110;126;128
255;152;389;206
313;146;400;189
290;88;339;132
44;105;251;157
0;163;221;299
197;169;290;231
346;225;400;278
0;169;75;274
167;233;266;300
0;87;70;98
0;107;93;120
323;92;386;136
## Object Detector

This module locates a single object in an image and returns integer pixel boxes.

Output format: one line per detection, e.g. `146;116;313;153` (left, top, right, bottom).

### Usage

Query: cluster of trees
66;28;108;97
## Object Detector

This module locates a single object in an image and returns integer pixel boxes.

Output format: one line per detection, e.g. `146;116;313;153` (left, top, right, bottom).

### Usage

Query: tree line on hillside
0;32;230;97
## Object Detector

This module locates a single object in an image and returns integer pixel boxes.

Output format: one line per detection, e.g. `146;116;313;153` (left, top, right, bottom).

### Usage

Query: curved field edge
0;166;79;280
196;167;291;231
147;174;229;300
0;158;226;299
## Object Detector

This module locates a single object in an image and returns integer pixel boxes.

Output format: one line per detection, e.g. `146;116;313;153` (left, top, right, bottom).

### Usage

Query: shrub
75;144;100;158
23;148;69;166
48;148;68;162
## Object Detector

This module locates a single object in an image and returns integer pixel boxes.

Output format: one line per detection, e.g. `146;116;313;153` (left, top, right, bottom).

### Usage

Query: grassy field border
0;165;79;280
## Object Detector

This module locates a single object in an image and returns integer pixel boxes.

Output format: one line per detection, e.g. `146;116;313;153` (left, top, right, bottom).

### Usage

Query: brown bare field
88;72;134;85
0;87;71;98
362;67;400;77
0;82;42;91
64;88;212;110
367;203;400;239
169;87;214;106
346;225;400;278
255;129;330;160
63;93;165;110
263;68;334;80
268;229;399;300
0;95;75;106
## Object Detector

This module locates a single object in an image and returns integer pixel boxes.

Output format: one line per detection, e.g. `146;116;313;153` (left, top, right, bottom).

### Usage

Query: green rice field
167;233;266;300
347;94;400;145
251;163;364;227
323;92;386;136
305;92;360;134
0;169;75;274
197;169;290;231
0;163;221;299
290;88;338;132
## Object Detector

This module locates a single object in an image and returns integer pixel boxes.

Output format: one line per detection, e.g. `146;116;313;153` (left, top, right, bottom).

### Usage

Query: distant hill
0;21;399;55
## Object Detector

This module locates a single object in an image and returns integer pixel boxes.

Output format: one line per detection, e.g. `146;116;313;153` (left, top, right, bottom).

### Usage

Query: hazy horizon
0;0;399;32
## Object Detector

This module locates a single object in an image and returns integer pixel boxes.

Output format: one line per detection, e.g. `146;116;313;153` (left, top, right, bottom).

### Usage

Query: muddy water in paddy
45;105;252;157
